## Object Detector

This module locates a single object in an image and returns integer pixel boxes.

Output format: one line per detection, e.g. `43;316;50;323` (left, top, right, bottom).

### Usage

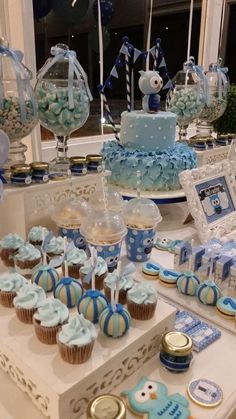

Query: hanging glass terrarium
35;44;92;177
166;58;206;141
0;37;38;168
192;59;229;142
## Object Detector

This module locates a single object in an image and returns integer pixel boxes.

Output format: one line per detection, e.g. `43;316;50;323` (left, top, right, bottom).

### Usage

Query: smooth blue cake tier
102;141;197;191
120;110;176;151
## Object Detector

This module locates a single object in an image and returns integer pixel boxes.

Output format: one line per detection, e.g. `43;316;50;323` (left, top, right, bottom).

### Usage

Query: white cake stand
112;186;186;204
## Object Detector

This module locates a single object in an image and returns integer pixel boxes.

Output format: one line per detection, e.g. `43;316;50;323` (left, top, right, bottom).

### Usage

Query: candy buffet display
0;38;38;168
35;44;92;176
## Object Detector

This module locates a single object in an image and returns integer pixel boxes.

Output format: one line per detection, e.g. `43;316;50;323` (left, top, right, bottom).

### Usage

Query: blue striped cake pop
99;303;131;338
197;280;221;305
176;271;200;296
77;290;108;323
54;277;83;308
32;265;60;292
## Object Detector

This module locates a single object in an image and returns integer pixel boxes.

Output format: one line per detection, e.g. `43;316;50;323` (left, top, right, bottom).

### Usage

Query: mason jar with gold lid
86;154;103;173
30;161;49;183
160;331;193;373
69;156;87;176
10;163;32;186
87;394;126;419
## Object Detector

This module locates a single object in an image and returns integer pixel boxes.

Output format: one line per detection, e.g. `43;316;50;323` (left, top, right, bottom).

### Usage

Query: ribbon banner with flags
98;37;173;144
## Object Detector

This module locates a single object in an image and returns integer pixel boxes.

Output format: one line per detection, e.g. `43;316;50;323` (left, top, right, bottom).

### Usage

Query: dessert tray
112;186;186;204
0;300;175;419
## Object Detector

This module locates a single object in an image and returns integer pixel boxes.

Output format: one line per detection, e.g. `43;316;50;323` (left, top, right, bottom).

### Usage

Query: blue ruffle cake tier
102;140;197;191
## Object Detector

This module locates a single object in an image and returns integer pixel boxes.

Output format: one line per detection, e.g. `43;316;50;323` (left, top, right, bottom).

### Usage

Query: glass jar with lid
35;44;92;177
166;57;206;141
0;38;38;168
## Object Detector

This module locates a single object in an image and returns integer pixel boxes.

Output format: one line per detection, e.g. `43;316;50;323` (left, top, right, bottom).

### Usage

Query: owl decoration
121;377;192;419
138;70;163;113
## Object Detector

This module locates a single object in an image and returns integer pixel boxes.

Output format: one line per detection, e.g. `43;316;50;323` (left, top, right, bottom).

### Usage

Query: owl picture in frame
179;160;236;243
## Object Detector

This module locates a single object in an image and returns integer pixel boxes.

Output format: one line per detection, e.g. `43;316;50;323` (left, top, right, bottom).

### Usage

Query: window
33;0;202;140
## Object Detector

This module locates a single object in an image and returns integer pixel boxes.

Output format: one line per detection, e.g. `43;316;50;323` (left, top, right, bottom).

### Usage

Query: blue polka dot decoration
99;303;131;338
77;290;108;323
32;265;60;292
54;277;83;308
177;272;200;296
197;280;221;305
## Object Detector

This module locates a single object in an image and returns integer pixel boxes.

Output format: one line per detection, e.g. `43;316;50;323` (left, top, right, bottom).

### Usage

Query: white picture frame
179;160;236;243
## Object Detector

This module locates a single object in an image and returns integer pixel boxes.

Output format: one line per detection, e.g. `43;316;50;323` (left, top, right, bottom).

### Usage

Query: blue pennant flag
163;79;173;90
120;44;130;57
150;46;156;59
158;57;166;68
133;48;142;63
110;65;119;78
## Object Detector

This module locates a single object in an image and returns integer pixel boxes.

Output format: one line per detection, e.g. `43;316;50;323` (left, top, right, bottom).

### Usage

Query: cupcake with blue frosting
0;272;27;307
33;298;69;344
28;226;49;247
15;243;41;279
104;270;136;305
0;233;24;267
44;236;64;259
80;256;108;290
13;283;46;324
127;283;158;320
62;248;88;279
57;314;97;364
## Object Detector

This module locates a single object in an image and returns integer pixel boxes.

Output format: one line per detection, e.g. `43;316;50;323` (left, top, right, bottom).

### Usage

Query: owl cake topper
121;377;193;419
139;70;163;113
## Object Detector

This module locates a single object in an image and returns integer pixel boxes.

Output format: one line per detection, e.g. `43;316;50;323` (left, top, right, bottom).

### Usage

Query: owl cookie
121;377;192;419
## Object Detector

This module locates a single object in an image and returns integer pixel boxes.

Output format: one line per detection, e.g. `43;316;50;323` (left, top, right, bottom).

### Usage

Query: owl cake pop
99;262;131;338
32;229;60;292
54;238;83;308
77;247;108;323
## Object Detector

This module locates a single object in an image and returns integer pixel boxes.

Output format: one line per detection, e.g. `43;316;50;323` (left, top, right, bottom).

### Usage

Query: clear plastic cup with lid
52;197;90;250
123;197;162;262
89;188;124;213
80;210;127;272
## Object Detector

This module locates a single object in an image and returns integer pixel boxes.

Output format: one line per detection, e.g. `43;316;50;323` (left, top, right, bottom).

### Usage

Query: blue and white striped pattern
32;265;59;292
125;53;131;112
177;272;200;296
99;88;120;142
197;280;221;305
77;290;108;323
99;303;131;338
54;277;83;308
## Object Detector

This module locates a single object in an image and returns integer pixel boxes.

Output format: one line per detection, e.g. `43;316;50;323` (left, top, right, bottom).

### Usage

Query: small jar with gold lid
86;154;103;173
10;163;32;186
159;331;193;373
70;156;87;176
30;161;49;183
87;394;126;419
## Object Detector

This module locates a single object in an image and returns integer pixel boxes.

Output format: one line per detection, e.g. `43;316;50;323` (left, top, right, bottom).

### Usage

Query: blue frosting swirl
127;283;157;304
101;141;196;191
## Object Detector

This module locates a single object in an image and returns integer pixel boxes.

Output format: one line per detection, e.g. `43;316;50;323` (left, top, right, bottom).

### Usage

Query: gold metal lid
11;164;31;174
86;154;103;162
70;156;87;164
161;331;193;356
30;161;49;170
87;395;126;419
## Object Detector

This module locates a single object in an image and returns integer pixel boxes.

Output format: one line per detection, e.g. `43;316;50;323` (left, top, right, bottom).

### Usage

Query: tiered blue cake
102;71;196;191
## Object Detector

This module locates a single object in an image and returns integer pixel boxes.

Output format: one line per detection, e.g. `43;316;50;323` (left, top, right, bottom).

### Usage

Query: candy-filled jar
0;38;38;168
35;44;92;176
166;58;206;141
192;59;229;142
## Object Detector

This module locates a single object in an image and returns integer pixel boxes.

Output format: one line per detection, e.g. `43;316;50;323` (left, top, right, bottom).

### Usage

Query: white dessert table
0;202;236;419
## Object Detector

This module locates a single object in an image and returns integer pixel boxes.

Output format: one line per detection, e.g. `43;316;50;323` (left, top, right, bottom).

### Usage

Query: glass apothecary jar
192;59;229;142
0;38;38;168
166;58;206;141
35;44;92;177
